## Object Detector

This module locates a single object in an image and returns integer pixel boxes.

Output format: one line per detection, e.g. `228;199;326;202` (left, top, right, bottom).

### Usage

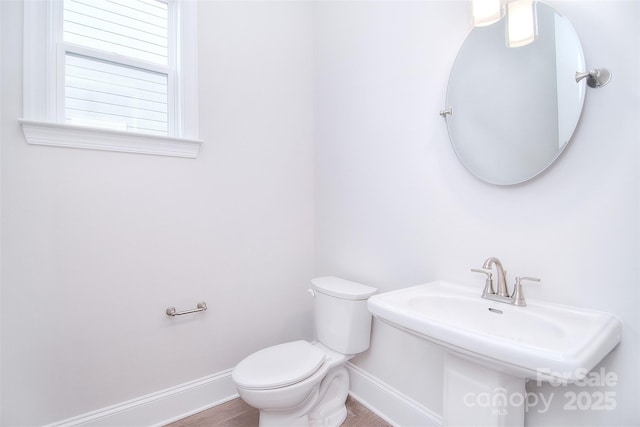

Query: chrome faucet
483;256;508;297
472;257;540;307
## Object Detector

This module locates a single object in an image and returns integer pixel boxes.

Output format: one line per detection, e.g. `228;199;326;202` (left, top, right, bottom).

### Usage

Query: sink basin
368;281;621;381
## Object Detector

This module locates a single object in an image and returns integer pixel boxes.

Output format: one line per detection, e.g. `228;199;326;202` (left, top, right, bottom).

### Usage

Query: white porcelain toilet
232;276;377;427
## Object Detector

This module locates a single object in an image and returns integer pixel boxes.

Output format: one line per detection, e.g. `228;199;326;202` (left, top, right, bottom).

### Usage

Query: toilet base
257;366;350;427
309;365;349;427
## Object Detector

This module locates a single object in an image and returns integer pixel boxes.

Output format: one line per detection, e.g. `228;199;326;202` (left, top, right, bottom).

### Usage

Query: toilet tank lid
311;276;377;300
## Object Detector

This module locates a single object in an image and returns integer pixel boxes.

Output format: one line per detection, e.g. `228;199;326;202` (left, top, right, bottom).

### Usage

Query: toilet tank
311;277;378;355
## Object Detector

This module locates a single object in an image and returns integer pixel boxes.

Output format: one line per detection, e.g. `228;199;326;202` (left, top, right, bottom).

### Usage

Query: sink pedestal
444;353;525;427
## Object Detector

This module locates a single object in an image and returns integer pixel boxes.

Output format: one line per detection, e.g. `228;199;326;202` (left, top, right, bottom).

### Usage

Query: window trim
21;0;201;158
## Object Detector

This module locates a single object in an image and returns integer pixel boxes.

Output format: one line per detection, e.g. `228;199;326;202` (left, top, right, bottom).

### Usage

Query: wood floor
165;396;392;427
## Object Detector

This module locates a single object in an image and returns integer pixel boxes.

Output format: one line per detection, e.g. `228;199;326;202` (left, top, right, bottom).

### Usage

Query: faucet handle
516;276;541;286
511;277;540;306
471;268;495;296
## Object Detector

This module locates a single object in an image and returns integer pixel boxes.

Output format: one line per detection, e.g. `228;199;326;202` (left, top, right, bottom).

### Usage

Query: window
21;0;201;158
63;0;171;135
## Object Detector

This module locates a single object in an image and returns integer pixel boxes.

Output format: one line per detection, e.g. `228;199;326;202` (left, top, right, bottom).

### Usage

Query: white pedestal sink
367;281;622;426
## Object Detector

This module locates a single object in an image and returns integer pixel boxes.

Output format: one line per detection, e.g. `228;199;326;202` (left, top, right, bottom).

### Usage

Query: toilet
232;276;377;427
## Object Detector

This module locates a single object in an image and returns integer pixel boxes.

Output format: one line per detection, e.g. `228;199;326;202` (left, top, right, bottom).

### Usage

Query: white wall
0;0;3;421
0;1;314;425
314;1;640;426
2;0;639;426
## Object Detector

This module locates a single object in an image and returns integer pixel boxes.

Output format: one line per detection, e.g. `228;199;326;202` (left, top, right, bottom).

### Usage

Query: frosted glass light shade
507;0;538;47
472;0;503;27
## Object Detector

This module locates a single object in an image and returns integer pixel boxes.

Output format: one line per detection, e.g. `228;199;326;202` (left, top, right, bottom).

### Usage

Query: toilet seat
233;340;326;390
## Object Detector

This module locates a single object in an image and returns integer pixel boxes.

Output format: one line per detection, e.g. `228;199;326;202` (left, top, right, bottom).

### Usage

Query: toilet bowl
233;341;351;426
231;277;377;427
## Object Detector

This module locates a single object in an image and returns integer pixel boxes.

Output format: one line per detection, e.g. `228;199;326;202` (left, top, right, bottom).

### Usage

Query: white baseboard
44;363;441;427
44;370;237;427
346;362;442;427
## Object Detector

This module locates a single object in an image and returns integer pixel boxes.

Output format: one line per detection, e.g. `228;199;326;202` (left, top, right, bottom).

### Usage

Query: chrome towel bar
166;301;207;317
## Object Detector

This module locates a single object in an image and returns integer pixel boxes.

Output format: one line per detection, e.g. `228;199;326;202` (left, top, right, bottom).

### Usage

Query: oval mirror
445;2;586;185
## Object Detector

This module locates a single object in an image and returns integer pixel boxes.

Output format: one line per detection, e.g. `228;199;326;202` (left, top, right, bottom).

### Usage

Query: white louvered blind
62;0;171;135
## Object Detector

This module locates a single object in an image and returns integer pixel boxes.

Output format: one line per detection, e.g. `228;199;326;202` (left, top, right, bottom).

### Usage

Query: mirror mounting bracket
575;68;612;89
439;107;453;117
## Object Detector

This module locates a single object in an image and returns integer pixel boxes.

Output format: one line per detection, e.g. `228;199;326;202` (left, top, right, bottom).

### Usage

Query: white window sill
19;119;202;158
